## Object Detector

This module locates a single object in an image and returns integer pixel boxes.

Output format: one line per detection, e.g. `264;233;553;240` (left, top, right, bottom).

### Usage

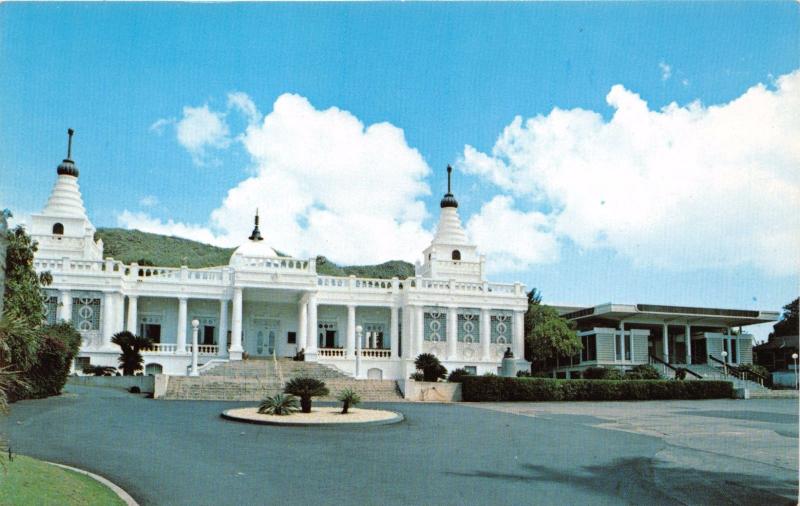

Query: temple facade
31;131;529;378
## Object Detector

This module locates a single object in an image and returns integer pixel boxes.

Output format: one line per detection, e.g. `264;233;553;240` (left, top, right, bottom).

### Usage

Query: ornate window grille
71;291;102;331
490;310;513;344
424;308;447;342
43;290;59;325
457;309;480;343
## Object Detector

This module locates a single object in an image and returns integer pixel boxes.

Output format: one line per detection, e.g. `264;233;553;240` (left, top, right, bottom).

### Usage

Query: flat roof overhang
560;303;780;328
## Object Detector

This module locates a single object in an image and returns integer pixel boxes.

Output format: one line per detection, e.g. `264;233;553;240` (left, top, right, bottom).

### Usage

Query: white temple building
32;130;529;379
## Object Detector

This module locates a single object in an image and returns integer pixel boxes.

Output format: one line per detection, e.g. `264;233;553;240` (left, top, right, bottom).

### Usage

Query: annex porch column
229;288;244;360
306;294;318;358
297;296;308;352
217;299;229;357
619;322;626;362
59;289;72;322
446;306;458;360
101;291;114;349
346;304;356;359
513;310;525;360
480;308;491;361
662;324;670;363
685;323;692;365
126;295;138;333
115;293;125;335
402;306;413;359
177;297;188;353
414;305;424;357
390;305;399;359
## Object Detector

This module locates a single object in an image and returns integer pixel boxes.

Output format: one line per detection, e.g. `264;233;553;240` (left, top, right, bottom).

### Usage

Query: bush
674;368;688;380
461;376;734;402
83;365;117;376
738;364;769;378
337;388;361;414
258;393;299;415
447;368;473;383
582;367;624;380
414;353;447;382
625;364;662;380
25;323;82;399
284;377;329;413
409;372;424;381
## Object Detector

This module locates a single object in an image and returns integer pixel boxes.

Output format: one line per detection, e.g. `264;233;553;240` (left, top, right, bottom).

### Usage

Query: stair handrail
708;354;766;386
649;354;703;379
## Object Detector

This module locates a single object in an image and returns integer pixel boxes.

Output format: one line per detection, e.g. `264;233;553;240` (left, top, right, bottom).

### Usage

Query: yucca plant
337;388;361;414
284;377;329;413
258;393;299;416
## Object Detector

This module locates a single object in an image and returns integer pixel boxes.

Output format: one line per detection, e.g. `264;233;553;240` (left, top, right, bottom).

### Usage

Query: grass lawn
0;455;125;506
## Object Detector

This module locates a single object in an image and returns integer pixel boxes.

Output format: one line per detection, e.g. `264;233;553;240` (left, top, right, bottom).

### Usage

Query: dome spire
248;208;264;241
439;165;458;208
56;128;79;177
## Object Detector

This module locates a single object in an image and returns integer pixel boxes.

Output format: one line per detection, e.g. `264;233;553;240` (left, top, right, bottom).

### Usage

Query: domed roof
229;210;279;266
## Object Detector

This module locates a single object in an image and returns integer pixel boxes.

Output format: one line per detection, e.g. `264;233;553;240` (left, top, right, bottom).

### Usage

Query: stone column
59;289;72;322
480;308;491;361
306;294;318;358
102;291;114;349
402;306;413;359
390;305;399;359
230;288;243;360
346;304;356;359
513;310;525;360
447;307;458;360
115;293;125;335
190;319;199;376
217;299;229;357
414;305;424;357
126;295;138;334
685;323;692;365
662;324;670;363
297;296;308;352
177;297;188;353
619;322;626;362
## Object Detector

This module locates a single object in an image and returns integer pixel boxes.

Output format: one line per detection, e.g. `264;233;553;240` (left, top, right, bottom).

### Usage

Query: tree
524;289;581;372
447;368;473;383
111;331;152;376
3;226;50;329
772;298;798;338
284;377;329;413
337;388;361;414
26;323;82;398
414;353;447;382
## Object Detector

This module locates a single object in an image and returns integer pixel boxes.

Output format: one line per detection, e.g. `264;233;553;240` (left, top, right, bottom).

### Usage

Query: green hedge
461;376;733;402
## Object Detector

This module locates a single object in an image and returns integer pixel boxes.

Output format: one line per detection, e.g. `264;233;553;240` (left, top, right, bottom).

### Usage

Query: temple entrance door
253;318;279;357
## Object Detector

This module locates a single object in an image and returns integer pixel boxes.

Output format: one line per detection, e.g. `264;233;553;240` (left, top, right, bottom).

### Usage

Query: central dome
229;210;279;266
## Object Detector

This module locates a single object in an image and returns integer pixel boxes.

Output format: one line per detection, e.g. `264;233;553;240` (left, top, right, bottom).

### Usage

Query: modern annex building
27;131;778;379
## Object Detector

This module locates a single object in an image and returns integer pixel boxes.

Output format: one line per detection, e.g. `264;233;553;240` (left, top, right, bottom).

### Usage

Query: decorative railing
408;278;520;295
359;349;391;359
187;344;219;355
318;348;346;358
317;276;398;291
142;343;178;353
430;259;483;276
234;255;314;273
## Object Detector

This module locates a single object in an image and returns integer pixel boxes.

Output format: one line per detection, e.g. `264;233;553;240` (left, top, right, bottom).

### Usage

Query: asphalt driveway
2;385;797;505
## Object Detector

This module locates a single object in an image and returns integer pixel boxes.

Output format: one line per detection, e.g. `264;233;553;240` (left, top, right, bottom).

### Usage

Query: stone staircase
684;364;770;392
161;358;404;401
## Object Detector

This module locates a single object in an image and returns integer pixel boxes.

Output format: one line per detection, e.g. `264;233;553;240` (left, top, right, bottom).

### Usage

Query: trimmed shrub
674;368;688;380
25;323;82;399
461;376;733;402
337;388;361;414
447;368;473;383
409;372;424;381
582;367;624;380
625;364;661;380
414;353;447;382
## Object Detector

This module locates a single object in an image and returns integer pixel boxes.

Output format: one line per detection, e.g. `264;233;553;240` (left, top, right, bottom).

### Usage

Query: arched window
451;250;461;261
52;223;64;235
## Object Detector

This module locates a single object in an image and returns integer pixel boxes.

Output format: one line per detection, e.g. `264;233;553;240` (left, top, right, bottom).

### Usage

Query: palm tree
284;377;329;413
258;393;299;415
337;388;361;414
111;331;152;376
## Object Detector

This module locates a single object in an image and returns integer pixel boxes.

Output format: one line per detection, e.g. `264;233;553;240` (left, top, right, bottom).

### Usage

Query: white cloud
459;70;800;275
175;105;231;166
227;92;261;126
148;118;174;135
659;61;672;81
465;195;559;273
138;195;159;207
128;93;433;265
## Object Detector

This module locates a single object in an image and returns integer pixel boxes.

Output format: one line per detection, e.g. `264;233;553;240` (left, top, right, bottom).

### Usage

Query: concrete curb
221;409;404;427
45;461;139;506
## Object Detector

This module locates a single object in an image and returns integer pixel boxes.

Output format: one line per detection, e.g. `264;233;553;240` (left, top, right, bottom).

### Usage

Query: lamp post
190;319;200;377
720;350;728;376
355;325;363;379
792;352;799;390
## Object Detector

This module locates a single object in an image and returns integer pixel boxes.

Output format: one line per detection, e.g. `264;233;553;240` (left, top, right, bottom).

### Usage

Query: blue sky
1;3;798;338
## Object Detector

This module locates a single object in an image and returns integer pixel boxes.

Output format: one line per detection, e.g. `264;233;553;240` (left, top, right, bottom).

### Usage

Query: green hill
94;228;415;279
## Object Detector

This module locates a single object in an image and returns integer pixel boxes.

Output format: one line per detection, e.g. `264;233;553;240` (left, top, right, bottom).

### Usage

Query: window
457;310;480;343
52;223;64;235
318;321;337;348
44;291;59;325
624;334;632;361
424;309;446;342
451;250;461;261
364;323;385;349
71;293;102;331
615;334;622;360
581;335;597;362
287;331;296;344
490;310;512;344
464;366;477;375
139;315;162;343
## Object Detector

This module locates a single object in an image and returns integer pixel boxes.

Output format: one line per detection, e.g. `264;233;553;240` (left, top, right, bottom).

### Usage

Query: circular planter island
221;406;404;427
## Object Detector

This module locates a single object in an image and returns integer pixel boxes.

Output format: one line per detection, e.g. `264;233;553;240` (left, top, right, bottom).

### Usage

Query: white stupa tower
30;129;104;260
416;165;485;282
